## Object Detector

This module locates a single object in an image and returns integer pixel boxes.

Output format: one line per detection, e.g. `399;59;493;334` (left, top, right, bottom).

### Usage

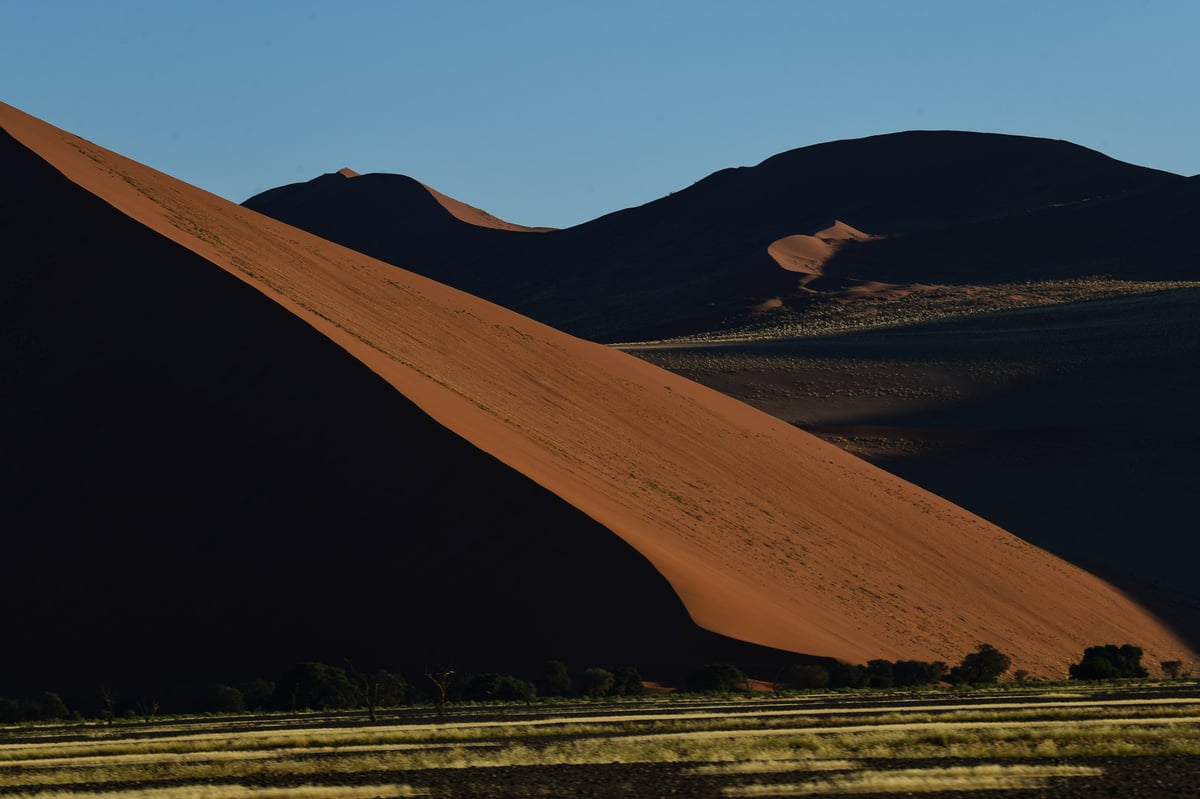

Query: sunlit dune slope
3;102;1193;681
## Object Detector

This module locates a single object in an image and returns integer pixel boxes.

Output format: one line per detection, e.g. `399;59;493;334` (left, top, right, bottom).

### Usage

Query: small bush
1161;660;1184;679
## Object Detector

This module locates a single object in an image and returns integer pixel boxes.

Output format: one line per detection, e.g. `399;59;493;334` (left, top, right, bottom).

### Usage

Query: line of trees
1;643;1191;722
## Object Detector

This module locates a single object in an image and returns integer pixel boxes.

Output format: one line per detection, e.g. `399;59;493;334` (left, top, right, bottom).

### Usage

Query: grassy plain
1;683;1197;798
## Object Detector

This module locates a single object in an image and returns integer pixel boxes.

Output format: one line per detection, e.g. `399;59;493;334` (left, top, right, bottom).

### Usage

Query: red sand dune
768;220;873;283
2;101;1194;679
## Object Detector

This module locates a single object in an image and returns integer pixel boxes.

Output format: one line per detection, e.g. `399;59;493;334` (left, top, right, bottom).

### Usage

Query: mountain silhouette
245;131;1186;340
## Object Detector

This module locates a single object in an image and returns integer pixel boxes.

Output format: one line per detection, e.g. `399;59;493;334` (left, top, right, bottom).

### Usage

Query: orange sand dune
768;220;872;281
2;101;1192;677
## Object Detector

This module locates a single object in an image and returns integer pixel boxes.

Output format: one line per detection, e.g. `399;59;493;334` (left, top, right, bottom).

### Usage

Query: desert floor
2;682;1198;798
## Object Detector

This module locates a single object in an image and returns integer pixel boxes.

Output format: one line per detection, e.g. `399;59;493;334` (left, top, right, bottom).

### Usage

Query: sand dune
248;132;1185;341
3;102;1194;684
768;221;873;280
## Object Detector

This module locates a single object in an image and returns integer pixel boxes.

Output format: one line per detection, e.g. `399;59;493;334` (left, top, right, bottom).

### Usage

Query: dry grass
622;278;1200;345
2;687;1196;795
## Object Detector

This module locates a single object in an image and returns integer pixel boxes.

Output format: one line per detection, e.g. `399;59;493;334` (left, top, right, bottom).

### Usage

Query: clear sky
3;1;1198;229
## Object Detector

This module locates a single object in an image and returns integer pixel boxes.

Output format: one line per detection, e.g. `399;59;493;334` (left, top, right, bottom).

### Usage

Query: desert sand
2;101;1193;680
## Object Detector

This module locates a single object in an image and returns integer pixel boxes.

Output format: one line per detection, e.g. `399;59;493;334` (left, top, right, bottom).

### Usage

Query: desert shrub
786;664;830;689
22;691;68;721
1013;669;1030;685
538;660;573;697
275;661;360;711
462;673;536;703
0;697;21;723
577;667;616;697
206;683;245;714
949;644;1011;684
1069;644;1148;680
828;662;866;689
610;665;644;697
369;670;409;707
685;663;745;693
893;660;948;687
241;678;276;711
1161;660;1184;679
865;659;894;689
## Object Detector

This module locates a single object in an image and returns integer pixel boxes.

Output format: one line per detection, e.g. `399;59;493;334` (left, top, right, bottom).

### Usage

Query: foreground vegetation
1;682;1198;798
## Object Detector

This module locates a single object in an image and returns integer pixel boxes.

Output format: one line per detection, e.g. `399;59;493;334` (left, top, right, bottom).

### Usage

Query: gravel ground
355;756;1200;798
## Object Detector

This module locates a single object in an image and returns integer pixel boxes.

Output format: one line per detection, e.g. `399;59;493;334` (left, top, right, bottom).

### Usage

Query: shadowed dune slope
3;103;1194;688
245;132;1184;340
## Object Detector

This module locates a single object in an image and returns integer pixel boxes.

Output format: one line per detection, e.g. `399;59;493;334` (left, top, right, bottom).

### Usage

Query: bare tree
425;667;455;719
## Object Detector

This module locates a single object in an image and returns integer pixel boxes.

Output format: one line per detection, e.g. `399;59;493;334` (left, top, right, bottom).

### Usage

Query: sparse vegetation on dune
620;278;1200;346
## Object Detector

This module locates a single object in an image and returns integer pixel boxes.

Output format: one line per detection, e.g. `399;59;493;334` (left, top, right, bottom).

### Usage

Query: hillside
3;102;1193;701
245;131;1186;341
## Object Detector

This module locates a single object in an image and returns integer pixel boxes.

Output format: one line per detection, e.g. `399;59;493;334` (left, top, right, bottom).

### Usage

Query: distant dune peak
419;181;553;232
337;167;359;178
768;219;874;277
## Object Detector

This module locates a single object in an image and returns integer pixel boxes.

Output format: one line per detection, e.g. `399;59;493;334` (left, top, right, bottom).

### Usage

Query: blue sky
3;1;1198;228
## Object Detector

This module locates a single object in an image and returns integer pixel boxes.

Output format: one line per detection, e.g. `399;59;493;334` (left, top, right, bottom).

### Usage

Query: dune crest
420;181;553;232
2;101;1193;677
768;220;873;281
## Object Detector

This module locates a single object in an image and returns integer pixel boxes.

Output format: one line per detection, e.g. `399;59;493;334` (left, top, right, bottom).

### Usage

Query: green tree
948;644;1011;684
577;667;616;697
610;666;644;697
786;664;830;690
1069;644;1147;680
685;663;745;693
207;684;245;714
537;660;573;697
828;662;866;689
865;659;894;689
892;660;948;687
462;673;536;703
276;662;360;711
1160;660;1183;679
